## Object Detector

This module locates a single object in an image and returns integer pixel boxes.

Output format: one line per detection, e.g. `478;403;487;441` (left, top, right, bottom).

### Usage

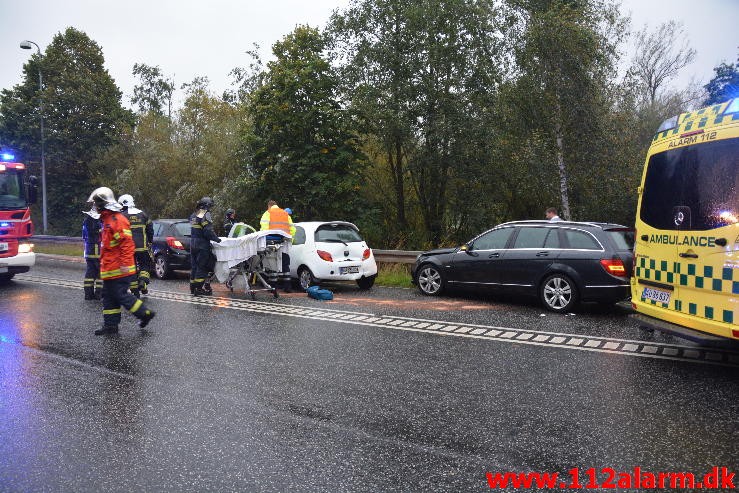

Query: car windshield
0;170;27;209
315;224;363;243
606;229;635;250
640;137;738;230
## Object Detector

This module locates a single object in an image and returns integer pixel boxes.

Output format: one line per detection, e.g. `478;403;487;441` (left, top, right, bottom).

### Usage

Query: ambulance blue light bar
656;115;679;133
723;98;739;115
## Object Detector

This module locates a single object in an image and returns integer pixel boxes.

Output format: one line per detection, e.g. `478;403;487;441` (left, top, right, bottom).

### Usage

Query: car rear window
563;229;601;250
174;222;191;236
153;222;163;236
315;224;363;243
606;229;635;250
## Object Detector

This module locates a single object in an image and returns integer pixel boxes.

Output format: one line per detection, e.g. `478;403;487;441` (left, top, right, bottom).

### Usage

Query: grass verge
33;243;84;257
375;262;413;288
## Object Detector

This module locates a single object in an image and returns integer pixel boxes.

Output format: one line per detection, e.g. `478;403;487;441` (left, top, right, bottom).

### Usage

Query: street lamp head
20;41;33;50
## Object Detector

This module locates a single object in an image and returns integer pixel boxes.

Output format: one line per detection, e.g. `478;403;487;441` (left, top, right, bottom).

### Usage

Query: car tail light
600;258;627;277
362;248;371;260
166;236;185;250
317;250;333;262
18;242;34;253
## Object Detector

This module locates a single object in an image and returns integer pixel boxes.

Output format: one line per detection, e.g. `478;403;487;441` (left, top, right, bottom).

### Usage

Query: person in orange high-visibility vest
87;187;156;335
260;200;295;292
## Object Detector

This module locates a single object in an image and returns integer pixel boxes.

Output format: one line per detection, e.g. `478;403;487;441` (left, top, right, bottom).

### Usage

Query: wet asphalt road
0;256;737;492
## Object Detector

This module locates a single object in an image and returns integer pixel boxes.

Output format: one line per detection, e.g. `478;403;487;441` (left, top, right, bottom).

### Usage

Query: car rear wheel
417;264;444;296
154;255;170;280
298;267;315;291
540;273;578;312
356;275;375;290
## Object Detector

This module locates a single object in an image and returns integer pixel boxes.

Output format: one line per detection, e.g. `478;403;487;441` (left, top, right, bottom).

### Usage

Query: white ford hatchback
289;221;378;291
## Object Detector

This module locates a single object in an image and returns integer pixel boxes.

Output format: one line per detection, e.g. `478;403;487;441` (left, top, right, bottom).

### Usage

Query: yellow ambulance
632;98;738;343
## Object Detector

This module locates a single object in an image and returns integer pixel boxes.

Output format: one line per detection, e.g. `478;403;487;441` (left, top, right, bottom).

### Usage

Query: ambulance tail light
732;329;739;339
362;248;371;260
600;258;627;277
317;250;333;262
166;237;185;250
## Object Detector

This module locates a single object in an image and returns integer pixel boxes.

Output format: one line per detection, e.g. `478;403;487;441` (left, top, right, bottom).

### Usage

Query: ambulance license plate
340;266;359;275
642;286;671;305
0;242;7;252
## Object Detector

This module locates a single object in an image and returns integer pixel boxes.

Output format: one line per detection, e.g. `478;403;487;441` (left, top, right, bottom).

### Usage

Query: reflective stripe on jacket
260;206;295;236
99;210;137;280
190;209;220;250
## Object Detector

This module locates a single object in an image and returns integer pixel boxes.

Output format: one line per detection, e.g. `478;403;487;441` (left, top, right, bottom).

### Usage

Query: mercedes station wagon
411;221;634;312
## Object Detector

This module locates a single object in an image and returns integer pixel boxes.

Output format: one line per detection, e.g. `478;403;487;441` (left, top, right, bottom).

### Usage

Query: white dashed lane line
16;275;739;368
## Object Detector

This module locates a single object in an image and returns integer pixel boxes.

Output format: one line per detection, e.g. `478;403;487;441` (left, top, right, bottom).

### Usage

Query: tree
504;0;627;221
331;0;505;245
631;21;696;106
131;63;175;117
704;55;739;105
246;25;365;221
0;27;134;234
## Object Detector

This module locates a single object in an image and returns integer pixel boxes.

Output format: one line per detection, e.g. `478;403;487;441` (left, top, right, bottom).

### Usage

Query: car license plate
0;242;7;252
642;286;671;305
340;266;359;275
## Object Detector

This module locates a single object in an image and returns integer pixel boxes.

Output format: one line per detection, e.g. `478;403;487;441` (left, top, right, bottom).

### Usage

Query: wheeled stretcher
210;226;291;300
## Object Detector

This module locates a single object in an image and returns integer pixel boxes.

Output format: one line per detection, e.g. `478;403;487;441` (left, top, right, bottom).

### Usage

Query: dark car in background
151;219;191;279
411;221;634;312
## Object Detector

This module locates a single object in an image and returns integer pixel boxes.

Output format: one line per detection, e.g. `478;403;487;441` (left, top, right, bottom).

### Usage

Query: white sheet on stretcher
210;230;292;282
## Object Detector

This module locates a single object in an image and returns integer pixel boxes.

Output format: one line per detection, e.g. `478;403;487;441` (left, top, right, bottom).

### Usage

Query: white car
289;221;378;291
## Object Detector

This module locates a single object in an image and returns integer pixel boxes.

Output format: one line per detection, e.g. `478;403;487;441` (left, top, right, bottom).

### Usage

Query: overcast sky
1;0;737;109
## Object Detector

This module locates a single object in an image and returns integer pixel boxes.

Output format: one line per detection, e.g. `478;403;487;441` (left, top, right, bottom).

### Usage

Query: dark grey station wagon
411;221;634;312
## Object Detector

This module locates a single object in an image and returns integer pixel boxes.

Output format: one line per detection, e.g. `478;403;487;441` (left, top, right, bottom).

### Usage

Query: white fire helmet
119;194;135;208
87;187;122;212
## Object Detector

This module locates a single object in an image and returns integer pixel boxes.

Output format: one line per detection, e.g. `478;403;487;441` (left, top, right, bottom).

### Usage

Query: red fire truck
0;150;37;282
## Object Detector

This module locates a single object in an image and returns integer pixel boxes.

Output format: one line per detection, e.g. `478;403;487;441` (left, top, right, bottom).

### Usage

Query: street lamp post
20;40;47;234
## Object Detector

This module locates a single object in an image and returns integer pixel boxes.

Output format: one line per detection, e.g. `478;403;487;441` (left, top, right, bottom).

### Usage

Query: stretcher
210;224;291;300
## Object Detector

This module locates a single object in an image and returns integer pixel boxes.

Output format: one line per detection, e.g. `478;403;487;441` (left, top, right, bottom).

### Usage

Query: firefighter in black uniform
190;197;221;295
119;194;154;297
82;205;102;300
223;208;236;236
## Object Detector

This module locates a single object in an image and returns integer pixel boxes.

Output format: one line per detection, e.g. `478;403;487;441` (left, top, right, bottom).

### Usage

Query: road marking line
641;345;658;354
15;275;739;368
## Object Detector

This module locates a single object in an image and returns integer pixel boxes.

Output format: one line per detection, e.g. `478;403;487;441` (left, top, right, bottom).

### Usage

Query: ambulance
631;98;738;343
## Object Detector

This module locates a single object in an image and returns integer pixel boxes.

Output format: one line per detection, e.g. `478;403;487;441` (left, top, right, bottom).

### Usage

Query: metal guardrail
32;236;422;264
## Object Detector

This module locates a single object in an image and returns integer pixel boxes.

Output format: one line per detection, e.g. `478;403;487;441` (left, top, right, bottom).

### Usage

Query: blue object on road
307;285;333;301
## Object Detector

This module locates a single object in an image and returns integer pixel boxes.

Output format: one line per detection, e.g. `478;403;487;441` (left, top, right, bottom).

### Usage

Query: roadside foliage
0;1;729;247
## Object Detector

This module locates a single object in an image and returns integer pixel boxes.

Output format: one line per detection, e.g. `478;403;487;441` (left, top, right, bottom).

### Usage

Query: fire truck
0;150;37;282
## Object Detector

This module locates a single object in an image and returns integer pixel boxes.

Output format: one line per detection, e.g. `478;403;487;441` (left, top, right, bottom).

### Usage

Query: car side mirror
460;243;473;253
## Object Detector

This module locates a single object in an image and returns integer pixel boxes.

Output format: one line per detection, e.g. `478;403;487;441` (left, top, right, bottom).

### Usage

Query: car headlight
18;243;34;253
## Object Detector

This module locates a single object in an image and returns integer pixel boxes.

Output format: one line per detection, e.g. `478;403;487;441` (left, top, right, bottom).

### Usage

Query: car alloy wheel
541;273;578;312
417;264;443;296
154;255;169;280
298;267;315;291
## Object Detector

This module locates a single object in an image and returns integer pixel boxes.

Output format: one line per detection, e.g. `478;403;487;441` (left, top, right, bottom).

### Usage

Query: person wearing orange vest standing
260;200;296;292
87;187;156;335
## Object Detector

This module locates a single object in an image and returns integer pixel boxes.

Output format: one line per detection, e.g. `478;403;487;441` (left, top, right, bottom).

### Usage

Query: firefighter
190;196;222;295
82;205;102;300
87;187;155;335
259;200;296;292
223;208;237;236
119;194;154;297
